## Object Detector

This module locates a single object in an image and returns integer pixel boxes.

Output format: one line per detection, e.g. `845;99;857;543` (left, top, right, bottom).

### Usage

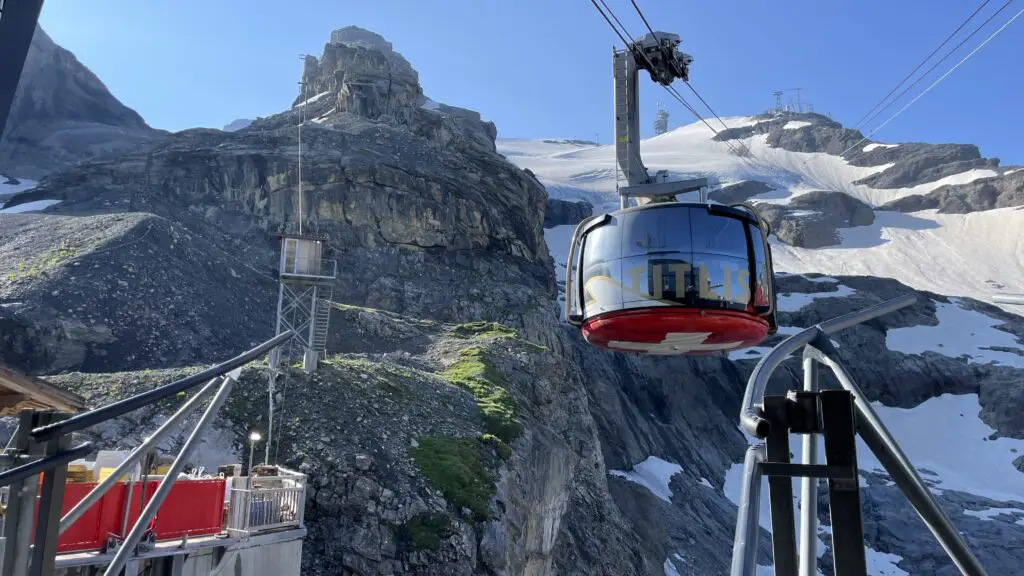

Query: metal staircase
312;292;332;353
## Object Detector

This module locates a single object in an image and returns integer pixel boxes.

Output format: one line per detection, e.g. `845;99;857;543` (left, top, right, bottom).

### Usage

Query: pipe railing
57;376;224;535
103;375;236;576
805;343;985;575
731;295;988;576
0;443;93;489
0;331;294;576
740;294;917;438
31;330;293;442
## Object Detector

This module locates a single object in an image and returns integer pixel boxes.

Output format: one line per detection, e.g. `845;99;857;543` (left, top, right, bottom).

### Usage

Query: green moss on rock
410;436;494;520
450;321;548;352
480;433;512;460
441;347;522;443
451;321;517;339
405;512;454;551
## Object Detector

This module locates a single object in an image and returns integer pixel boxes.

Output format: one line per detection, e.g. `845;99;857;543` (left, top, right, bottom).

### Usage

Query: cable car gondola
564;30;778;356
565;201;778;356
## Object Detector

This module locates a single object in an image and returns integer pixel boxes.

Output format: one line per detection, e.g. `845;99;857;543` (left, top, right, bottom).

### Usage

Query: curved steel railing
731;295;987;576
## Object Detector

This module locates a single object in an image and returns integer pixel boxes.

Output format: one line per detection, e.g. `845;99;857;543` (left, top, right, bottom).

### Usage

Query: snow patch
784;120;813;130
663;558;681;576
699;477;714;489
544;224;575;321
0;177;37;200
786;209;820;218
963;506;1024;521
608;456;683;503
0;199;61;213
866;548;910;576
855;393;1024;503
864;143;899;152
293;91;332;108
886;299;1024;368
770;208;1024;315
777;284;856;312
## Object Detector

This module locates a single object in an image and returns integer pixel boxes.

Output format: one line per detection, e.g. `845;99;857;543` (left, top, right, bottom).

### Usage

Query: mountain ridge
2;24;1024;576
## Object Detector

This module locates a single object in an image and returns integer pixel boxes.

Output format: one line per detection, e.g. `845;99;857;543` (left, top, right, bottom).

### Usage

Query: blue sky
39;0;1024;164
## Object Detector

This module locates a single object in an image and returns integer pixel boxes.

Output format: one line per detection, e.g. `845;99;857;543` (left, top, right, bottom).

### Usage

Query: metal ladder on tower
311;289;333;354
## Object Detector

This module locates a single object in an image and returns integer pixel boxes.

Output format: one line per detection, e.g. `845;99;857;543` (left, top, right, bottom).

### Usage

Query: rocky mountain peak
0;26;165;179
295;27;422;124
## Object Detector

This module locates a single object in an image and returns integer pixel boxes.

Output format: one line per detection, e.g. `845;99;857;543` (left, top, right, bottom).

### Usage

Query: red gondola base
581;308;770;356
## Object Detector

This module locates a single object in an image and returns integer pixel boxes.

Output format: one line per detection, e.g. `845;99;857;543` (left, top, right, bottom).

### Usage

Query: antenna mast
297;54;306;236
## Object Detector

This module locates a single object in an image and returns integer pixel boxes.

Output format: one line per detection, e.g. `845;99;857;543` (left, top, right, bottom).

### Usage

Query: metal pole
730;444;766;576
59;377;222;534
267;284;285;465
102;376;235;576
304;285;320;372
33;331;293;442
4;412;42;576
806;344;987;576
249;439;256;476
29;426;74;576
298;79;304;237
798;355;819;576
741;295;916;438
0;442;92;489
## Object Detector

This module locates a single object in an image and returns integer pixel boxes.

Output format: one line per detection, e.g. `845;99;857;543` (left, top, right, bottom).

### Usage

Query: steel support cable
627;0;762;164
591;0;758;199
855;0;1014;136
851;0;994;131
839;2;1024;159
589;0;730;145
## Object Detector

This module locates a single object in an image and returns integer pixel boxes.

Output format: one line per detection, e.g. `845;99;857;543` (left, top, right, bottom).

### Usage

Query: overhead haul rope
623;0;771;182
588;0;747;159
851;0;997;132
839;1;1024;158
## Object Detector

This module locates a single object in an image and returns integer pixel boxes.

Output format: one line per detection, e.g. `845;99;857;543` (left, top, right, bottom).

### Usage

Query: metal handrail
805;343;986;575
740;295;917;438
32;330;294;441
57;376;223;534
1;332;295;576
730;444;766;576
0;443;92;489
103;375;236;576
732;296;988;576
280;257;337;279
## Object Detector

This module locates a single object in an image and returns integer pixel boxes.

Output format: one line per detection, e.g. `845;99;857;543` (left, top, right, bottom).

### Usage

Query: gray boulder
756;190;874;248
852;143;997;189
710;180;774;204
544;198;593;228
881;170;1024;213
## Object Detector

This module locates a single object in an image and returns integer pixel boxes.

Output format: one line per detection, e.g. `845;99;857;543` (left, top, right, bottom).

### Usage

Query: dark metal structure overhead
0;0;45;140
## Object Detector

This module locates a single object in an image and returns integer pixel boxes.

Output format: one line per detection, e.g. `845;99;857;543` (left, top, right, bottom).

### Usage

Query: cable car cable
839;2;1024;159
627;0;763;164
853;0;1014;140
850;0;994;131
588;0;740;154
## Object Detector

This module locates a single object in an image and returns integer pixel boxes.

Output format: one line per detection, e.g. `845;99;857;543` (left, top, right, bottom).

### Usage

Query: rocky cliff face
4;26;1024;576
0;27;166;179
